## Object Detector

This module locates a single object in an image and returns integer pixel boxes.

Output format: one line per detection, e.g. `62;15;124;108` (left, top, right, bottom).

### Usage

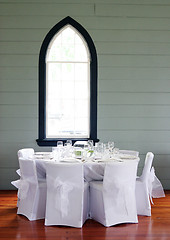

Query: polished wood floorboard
0;190;170;240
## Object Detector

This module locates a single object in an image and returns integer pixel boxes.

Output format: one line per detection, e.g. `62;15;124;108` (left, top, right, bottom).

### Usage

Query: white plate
97;159;120;163
60;158;80;163
35;152;51;155
119;154;137;160
34;156;52;160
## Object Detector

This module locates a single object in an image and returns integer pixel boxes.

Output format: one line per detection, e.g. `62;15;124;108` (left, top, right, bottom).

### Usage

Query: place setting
46;140;139;164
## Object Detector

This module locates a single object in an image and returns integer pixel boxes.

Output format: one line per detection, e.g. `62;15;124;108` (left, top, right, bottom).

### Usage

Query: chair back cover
45;162;87;227
102;161;138;226
138;152;165;199
19;158;38;182
140;152;154;182
17;148;34;159
135;152;155;216
89;161;138;226
17;158;46;220
18;158;38;202
11;156;35;206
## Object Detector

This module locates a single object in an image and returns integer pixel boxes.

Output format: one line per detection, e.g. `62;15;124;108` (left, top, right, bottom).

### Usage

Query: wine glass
108;141;114;153
57;141;63;148
66;140;72;146
88;140;94;150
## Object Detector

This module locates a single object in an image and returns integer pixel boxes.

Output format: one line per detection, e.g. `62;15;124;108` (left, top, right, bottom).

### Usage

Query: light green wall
1;0;170;189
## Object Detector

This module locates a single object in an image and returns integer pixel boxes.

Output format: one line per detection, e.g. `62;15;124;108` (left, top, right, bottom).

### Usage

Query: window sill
36;138;99;147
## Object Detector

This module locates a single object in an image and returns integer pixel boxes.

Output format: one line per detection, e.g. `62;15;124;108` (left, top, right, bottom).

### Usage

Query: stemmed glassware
107;141;114;157
52;141;64;160
53;140;116;161
66;140;72;147
88;140;94;149
94;142;104;159
57;141;63;147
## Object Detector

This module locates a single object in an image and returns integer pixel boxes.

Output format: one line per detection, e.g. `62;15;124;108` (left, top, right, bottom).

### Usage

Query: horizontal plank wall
0;0;170;189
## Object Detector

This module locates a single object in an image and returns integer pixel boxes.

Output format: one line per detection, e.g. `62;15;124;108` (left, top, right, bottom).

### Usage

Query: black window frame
36;16;98;146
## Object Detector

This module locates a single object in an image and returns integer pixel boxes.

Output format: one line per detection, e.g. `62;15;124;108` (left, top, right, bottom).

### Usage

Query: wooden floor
0;191;170;240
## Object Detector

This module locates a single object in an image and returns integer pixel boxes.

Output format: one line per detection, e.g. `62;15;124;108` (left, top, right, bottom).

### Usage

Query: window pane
47;25;89;62
46;25;90;138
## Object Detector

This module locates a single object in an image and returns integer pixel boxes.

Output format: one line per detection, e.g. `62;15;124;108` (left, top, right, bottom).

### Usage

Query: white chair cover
45;162;89;228
17;148;34;159
90;161;138;227
16;169;21;176
11;179;21;192
11;169;21;207
13;149;34;184
11;149;35;206
136;152;155;216
119;150;139;157
16;158;47;220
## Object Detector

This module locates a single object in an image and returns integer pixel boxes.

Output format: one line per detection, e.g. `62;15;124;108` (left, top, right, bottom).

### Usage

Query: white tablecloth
34;154;140;182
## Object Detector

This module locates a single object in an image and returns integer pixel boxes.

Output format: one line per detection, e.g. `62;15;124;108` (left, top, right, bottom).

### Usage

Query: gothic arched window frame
36;16;98;146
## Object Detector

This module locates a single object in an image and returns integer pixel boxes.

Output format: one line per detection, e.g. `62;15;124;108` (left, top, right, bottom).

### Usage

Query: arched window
37;17;98;146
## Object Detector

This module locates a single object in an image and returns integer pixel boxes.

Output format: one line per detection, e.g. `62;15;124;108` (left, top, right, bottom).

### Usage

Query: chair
89;161;138;227
16;158;47;220
119;150;139;157
135;152;154;216
11;148;35;205
45;162;89;228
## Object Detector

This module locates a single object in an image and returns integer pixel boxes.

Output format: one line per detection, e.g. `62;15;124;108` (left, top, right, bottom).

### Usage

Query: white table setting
33;140;140;182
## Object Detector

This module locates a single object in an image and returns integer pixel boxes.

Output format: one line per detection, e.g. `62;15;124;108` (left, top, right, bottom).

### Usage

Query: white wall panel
99;79;170;92
98;105;170;118
96;4;170;18
99;67;170;80
0;3;94;16
98;118;170;130
99;92;170;105
0;93;37;105
0;67;37;80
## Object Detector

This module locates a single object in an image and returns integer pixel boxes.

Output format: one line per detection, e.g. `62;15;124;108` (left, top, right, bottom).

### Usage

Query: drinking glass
108;141;114;153
95;142;104;158
88;140;94;149
66;140;72;146
97;142;104;152
57;141;63;148
114;148;119;154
